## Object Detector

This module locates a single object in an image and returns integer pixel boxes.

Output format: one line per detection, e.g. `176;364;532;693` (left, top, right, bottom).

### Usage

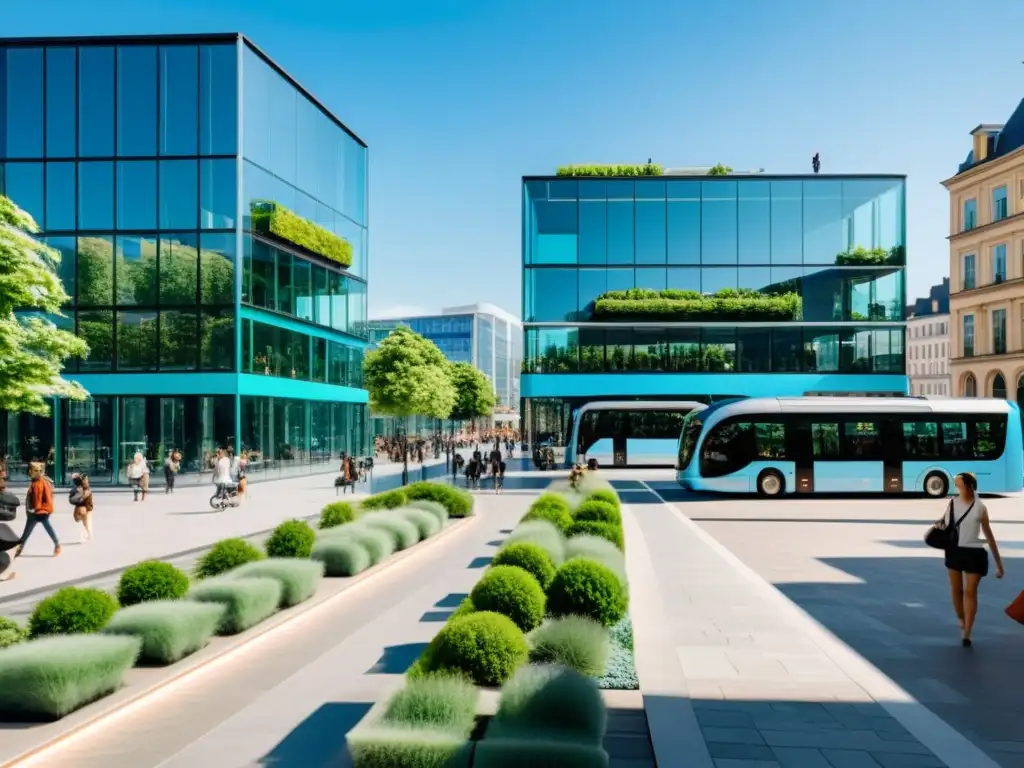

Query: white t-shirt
213;457;232;485
950;496;988;549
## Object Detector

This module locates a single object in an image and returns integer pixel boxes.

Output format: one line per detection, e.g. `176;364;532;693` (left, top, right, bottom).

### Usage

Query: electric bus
676;396;1024;496
567;400;706;468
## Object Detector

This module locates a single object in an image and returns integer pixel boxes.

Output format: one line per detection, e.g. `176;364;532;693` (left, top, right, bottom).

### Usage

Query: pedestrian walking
16;462;60;557
495;460;505;494
128;452;150;502
937;472;1006;646
237;455;248;500
0;474;21;582
69;473;94;543
164;450;180;494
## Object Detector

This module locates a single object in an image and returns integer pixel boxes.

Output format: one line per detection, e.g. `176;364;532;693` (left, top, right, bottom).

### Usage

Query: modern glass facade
521;174;908;447
0;34;370;483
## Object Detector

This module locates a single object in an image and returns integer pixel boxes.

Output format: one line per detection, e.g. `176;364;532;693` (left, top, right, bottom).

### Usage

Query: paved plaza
1;469;1022;768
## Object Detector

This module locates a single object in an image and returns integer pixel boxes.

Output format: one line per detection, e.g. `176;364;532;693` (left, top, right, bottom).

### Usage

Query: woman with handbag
934;472;1005;646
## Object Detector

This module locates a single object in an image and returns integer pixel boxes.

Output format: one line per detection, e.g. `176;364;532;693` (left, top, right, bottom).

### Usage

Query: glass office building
0;33;369;484
522;173;908;451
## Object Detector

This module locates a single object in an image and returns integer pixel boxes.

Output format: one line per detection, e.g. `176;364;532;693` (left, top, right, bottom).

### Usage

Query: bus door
787;420;814;493
881;418;903;492
612;435;627;466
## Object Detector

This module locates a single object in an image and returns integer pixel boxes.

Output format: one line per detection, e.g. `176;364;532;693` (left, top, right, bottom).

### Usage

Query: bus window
903;421;938;459
973;419;1007;459
812;423;840;458
678;413;703;469
939;422;970;459
700;421;754;477
843;421;882;460
754;423;786;459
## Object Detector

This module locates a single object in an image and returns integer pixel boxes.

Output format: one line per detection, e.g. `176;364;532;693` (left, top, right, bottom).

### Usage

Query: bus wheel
923;472;948;498
757;469;785;497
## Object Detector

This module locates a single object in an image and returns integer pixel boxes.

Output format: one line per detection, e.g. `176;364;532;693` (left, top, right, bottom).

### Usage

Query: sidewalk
623;485;998;768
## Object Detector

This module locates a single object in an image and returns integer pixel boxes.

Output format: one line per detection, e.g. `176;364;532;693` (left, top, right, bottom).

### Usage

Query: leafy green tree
0;196;89;415
707;164;733;176
448;361;497;436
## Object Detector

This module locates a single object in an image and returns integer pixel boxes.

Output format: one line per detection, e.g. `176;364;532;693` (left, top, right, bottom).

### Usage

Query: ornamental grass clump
116;560;190;607
265;519;316;559
382;674;479;735
319;501;356;530
417;611;528;687
572;499;621;526
567;520;624;551
403;482;474;518
492;542;556;590
325;525;396;565
0;616;27;649
565;536;627;584
528;616;610;677
362;511;420;551
0;634;141;720
396;507;442;540
310;537;371;577
501;520;566;566
229;558;324;607
584;488;620;510
194;538;264;579
547;559;628;628
346;727;473;768
28;587;119;638
360;489;408;511
187;577;281;635
469;566;546;633
101;600;224;665
523;493;574;532
408;499;448;525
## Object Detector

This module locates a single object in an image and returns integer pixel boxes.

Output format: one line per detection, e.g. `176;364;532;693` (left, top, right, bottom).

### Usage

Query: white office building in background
906;279;951;396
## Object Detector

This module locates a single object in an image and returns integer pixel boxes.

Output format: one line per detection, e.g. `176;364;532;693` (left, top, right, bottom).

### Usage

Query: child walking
69;474;94;543
17;462;60;557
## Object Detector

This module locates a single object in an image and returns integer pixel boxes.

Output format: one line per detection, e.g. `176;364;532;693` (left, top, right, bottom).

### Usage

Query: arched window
992;373;1007;399
964;374;977;397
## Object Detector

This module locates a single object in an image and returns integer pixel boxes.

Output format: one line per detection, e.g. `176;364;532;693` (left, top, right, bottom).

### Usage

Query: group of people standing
454;444;507;492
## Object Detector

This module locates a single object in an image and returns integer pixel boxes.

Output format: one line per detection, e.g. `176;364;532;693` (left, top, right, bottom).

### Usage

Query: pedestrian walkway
623;483;999;768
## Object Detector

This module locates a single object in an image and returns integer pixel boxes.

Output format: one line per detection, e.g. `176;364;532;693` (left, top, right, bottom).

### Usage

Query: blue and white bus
568;400;707;468
676;397;1024;496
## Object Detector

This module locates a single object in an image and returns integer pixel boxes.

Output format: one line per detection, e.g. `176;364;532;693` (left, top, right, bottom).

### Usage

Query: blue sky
5;0;1024;318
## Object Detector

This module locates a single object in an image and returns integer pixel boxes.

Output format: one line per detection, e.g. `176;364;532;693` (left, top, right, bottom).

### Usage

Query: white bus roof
576;400;708;414
706;396;1013;418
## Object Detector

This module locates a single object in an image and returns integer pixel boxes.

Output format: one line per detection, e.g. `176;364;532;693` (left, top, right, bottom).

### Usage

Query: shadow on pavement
258;701;370;767
434;592;469;608
367;643;428;674
468;556;493;569
419;610;453;623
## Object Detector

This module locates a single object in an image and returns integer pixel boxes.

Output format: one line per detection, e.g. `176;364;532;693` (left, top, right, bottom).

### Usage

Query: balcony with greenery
592;288;802;322
835;245;905;266
250;201;354;269
555;163;664;177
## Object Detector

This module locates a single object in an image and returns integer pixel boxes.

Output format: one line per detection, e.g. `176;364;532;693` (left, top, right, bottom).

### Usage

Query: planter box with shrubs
229;559;324;607
402;482;474;518
593;287;801;322
194;538;264;580
265;520;316;559
117;561;190;607
187;577;282;635
318;501;356;530
28;586;119;638
102;601;225;665
0;616;27;649
359;489;408;511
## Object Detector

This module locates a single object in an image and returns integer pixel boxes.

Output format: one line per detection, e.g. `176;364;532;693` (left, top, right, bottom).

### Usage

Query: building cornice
947;211;1024;243
941;144;1024;188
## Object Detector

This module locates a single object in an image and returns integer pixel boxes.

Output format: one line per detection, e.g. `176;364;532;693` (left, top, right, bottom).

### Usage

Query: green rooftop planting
835;245;904;266
593;287;802;322
706;164;733;176
555;163;663;177
250;201;353;268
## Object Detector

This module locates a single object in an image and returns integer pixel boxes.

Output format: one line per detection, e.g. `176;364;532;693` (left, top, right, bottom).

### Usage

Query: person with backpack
16;462;60;557
69;473;94;543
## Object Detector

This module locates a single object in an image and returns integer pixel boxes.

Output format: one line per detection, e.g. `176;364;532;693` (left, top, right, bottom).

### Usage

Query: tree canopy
362;326;456;420
448;361;497;422
0;196;89;415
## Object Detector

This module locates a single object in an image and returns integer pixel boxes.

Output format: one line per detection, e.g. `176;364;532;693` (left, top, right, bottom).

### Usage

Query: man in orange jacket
16;462;61;557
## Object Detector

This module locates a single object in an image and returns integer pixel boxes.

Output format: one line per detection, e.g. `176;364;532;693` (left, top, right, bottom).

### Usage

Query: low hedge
0;634;142;720
251;200;353;267
492;542;557;590
547;559;628;628
501;520;566;566
319;501;357;530
408;499;449;525
347;727;473;768
188;577;281;635
382;674;479;735
116;560;190;607
584;488;620;510
593;287;801;322
403;482;473;518
469;566;546;633
555;163;663;177
230;558;324;607
567;520;624;551
416;611;528;687
0;616;28;650
523;494;573;533
362;512;420;551
102;600;225;665
528;616;610;677
396;507;442;539
265;520;316;559
195;538;264;579
311;537;371;577
565;536;627;584
28;587;119;638
326;525;396;565
360;489;408;511
572;500;621;526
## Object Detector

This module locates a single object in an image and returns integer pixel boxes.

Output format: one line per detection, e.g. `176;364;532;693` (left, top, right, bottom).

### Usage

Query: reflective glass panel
116;46;157;156
578;268;608;322
275;251;292;314
635;198;666;264
45;48;76;158
116;161;157;230
241;48;271;170
636;267;666;291
772;328;803;372
247;237;275;309
738;181;770;264
702;328;736;371
4;48;43;158
159;159;198;229
77;236;114;306
44;236;75;306
78;47;115;157
78;161;114;230
159;234;199;305
160;309;198;369
802;180;843;265
199;44;237;155
347;278;366;337
770;181;802;264
667;182;701;264
329;271;347;332
578;201;607;265
115;235;158;305
201;308;234;370
3;161;43;225
45;161;75;231
199;233;235;305
607;200;634;264
117;310;158;369
200;158;236;229
293;258;312;320
313;266;330;325
702;182;737;264
312;337;327;382
531;197;578;264
805;328;840;372
528;268;578;322
737;328;771;372
159;45;198;156
78;310;114;370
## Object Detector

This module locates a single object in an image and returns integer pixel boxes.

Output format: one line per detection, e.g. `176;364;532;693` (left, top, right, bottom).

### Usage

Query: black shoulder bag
924;500;975;550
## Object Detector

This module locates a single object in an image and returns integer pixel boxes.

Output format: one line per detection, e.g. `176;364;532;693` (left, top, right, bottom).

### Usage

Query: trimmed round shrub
490;663;607;744
362;513;420;551
116;560;190;607
311;538;371;577
573;499;621;526
470;565;546;633
0;616;27;649
396;507;442;540
422;611;528;687
566;535;627;584
360;489;407;511
195;538;264;579
547;559;628;628
329;525;395;565
265;519;316;558
404;481;474;518
528;616;610;676
567;520;624;551
408;499;448;525
585;488;620;510
318;501;356;530
28;587;119;638
523;494;573;532
492;542;556;590
502;520;566;566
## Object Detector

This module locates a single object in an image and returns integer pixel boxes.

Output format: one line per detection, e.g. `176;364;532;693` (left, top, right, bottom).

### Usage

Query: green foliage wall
251;201;353;268
593;287;801;322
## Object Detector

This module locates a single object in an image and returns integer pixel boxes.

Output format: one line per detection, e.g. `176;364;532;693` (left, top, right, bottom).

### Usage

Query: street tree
0;196;89;415
448;361;497;435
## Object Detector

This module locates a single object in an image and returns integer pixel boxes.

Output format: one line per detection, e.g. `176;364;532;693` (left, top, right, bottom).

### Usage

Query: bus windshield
677;411;703;470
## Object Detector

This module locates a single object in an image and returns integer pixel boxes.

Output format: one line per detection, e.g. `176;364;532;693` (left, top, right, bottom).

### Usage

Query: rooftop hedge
593;287;801;322
555;163;663;177
835;245;904;266
251;201;353;268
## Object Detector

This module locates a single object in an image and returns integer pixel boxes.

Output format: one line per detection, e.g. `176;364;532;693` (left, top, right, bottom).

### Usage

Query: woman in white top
944;472;1005;647
127;452;150;502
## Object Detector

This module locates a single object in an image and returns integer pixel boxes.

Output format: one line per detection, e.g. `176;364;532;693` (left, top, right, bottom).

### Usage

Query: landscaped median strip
0;481;476;768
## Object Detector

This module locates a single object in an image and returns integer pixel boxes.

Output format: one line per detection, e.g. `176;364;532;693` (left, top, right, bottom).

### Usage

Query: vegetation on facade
593;287;802;322
835;245;905;266
555;163;663;177
251;200;354;268
706;164;733;176
522;341;735;375
0;195;89;415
